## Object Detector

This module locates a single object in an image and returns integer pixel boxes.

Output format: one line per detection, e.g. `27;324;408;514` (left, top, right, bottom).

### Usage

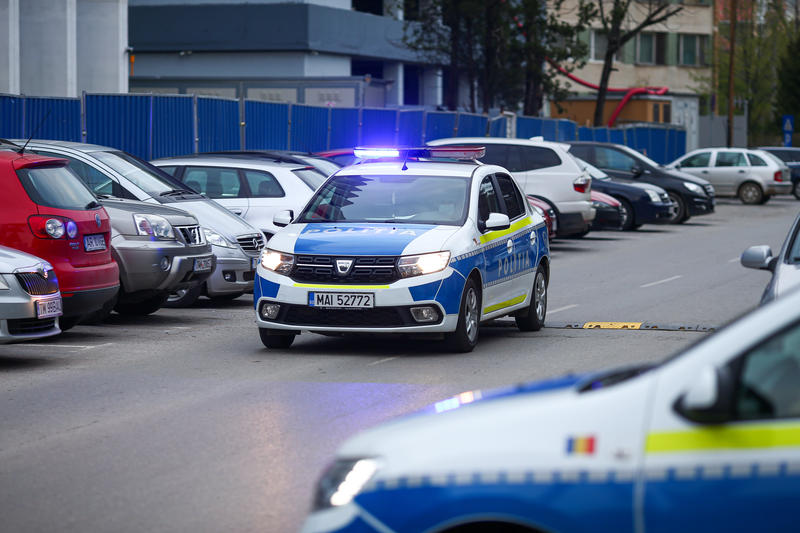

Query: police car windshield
298;174;470;225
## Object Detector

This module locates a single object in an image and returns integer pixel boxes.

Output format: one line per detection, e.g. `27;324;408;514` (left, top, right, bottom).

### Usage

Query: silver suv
0;246;62;343
22;141;266;307
151;153;327;239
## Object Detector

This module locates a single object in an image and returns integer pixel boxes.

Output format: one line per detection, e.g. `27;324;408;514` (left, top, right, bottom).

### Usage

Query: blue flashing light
353;146;486;161
354;148;401;158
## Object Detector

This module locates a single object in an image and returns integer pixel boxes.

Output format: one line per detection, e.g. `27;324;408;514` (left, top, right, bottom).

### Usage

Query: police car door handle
507;239;513;254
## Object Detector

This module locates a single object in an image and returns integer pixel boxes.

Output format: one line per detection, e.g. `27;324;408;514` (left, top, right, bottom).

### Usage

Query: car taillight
573;177;590;193
28;215;76;239
774;170;783;182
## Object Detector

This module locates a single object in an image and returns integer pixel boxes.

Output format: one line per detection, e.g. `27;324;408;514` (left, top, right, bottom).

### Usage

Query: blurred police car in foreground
302;286;800;533
254;146;550;352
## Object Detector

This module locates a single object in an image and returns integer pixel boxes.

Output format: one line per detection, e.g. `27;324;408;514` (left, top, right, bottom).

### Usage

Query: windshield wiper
85;200;101;209
159;189;196;197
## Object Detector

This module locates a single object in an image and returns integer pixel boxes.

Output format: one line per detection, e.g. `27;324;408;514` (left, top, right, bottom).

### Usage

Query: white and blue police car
254;146;550;352
302;287;800;533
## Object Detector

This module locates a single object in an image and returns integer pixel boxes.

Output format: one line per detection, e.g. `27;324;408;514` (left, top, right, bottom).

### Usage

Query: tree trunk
524;53;544;116
594;47;616;126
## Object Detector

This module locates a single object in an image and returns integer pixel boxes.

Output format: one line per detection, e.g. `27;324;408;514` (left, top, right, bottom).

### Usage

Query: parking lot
1;197;798;533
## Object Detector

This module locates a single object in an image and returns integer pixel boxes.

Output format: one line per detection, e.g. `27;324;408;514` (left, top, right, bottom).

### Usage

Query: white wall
0;0;20;94
77;0;128;93
133;52;350;79
20;0;77;97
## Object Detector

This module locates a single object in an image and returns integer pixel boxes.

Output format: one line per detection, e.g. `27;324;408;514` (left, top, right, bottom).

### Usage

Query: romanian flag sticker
566;435;596;455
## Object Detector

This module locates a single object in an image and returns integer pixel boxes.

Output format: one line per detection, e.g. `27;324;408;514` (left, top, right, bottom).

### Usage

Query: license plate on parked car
84;234;106;252
36;297;62;319
252;257;259;269
194;256;213;272
308;292;374;309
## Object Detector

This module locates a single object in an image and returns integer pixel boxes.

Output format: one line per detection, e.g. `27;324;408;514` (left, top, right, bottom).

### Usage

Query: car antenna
18;109;51;154
401;152;409;171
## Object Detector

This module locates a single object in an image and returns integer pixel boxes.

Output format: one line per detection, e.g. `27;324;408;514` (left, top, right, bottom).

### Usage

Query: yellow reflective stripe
293;283;390;289
479;217;532;244
483;294;526;314
646;423;800;453
583;322;642;329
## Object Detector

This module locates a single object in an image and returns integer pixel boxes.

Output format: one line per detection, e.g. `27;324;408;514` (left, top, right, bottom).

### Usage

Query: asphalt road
1;197;798;533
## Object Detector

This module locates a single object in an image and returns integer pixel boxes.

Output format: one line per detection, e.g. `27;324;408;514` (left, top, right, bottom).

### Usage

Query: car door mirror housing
741;245;774;271
631;164;643;175
484;212;510;231
674;365;734;424
273;210;293;227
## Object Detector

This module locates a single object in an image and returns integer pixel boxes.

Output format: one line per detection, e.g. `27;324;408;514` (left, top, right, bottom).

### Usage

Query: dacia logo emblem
335;259;353;276
95;213;102;228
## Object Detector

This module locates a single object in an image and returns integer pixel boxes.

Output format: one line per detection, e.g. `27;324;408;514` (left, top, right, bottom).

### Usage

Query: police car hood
269;223;462;256
338;368;655;477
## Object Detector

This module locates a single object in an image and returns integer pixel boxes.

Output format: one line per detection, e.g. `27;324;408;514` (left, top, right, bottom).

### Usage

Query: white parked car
151;154;327;239
0;246;62;343
668;147;792;204
428;137;595;237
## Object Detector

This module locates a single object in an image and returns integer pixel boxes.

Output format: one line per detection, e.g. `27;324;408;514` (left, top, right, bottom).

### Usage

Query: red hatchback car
0;148;119;330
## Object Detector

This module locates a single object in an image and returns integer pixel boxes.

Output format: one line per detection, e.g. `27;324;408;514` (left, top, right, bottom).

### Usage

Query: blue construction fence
0;93;687;164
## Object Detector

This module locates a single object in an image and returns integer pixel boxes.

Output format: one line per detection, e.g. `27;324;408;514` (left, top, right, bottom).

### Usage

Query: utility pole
727;0;738;147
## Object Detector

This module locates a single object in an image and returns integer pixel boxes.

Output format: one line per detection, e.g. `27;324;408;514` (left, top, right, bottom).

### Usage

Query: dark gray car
741;211;800;305
99;198;214;317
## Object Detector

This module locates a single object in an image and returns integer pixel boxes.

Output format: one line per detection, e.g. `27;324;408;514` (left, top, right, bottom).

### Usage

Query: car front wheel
793;181;800;200
259;328;295;349
738;182;764;205
515;265;547;332
445;278;481;352
666;192;687;224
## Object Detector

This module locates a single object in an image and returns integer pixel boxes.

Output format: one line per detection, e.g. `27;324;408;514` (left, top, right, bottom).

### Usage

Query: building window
637;32;667;65
680;34;710;66
591;30;620;62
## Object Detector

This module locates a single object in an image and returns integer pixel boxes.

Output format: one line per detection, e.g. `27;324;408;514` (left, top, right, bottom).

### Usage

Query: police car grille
15;271;59;295
8;317;57;335
291;255;399;284
176;225;204;246
282;305;407;327
237;233;266;256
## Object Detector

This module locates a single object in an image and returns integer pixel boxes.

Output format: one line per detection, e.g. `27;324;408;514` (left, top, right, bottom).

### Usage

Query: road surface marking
729;257;740;263
368;357;399;366
548;304;578;315
640;275;682;288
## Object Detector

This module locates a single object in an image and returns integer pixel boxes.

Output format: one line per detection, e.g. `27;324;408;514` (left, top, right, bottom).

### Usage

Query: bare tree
592;0;682;126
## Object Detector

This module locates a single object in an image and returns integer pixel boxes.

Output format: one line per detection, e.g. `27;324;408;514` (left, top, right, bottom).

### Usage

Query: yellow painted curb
583;322;642;330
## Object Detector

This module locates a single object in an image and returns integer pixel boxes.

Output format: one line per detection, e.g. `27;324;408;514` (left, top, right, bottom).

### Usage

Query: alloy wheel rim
667;194;680;221
168;289;187;302
465;288;478;342
619;203;629;229
535;272;547;321
742;184;759;203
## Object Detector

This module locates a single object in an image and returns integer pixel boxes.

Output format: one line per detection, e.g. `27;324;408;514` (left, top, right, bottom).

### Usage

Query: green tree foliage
399;0;593;115
777;31;800;138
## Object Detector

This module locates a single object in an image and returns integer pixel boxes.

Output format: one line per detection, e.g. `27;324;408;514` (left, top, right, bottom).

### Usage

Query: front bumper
205;244;258;297
591;205;623;229
0;276;61;343
687;194;715;216
636;201;674;225
254;266;462;334
112;236;214;294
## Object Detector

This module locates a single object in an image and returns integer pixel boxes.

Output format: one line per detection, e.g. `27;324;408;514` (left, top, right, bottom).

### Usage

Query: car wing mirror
674;365;733;424
484;212;510;231
273;210;293;228
741;245;775;271
630;164;643;175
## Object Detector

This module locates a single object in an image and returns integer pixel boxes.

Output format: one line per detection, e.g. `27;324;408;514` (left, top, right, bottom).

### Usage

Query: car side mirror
674;163;682;170
484;212;510;232
674;365;734;424
741;245;775;271
273;210;293;228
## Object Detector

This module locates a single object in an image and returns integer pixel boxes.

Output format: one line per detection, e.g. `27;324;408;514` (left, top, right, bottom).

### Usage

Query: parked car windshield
297;174;470;225
763;149;800;163
617;145;662;168
293;168;327;190
16;164;98;210
295;156;341;177
92;150;189;196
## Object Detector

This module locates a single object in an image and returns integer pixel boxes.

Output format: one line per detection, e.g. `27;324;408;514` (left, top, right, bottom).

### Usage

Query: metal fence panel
556;120;577;142
86;94;152;159
329;108;360;149
593;128;609;143
397;110;423;146
541;119;557;141
676;130;687;159
25;97;81;142
578;126;593;141
456;113;487;137
245;100;290;150
197;97;240;153
361;108;397;146
0;95;25;139
609;129;625;145
151;96;193;159
488;117;507;138
648;128;668;164
290;104;328;152
517;117;543;139
426;112;458;141
633;127;651;157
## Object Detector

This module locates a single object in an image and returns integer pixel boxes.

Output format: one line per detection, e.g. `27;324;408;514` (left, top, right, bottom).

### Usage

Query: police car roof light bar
353;146;486;161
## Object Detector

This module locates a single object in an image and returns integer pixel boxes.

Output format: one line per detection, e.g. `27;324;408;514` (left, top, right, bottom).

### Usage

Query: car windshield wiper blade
159;188;196;196
85;200;101;209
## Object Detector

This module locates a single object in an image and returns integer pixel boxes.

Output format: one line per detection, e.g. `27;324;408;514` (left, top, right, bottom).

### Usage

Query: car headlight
645;190;661;203
313;458;379;511
202;228;235;248
397;251;450;278
261;248;295;275
133;214;175;239
683;182;704;194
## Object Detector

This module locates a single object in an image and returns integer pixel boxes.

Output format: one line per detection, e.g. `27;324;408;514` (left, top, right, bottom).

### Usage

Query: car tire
445;277;481;353
259;328;295;349
793;181;800;200
760;194;771;205
738;181;764;205
58;316;81;331
666;192;687;224
164;284;203;308
114;292;169;316
617;198;635;230
515;265;547;332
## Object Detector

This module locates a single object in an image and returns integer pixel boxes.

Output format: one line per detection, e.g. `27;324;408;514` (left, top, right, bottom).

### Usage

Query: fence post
20;95;27;139
394;109;400;146
239;93;246;150
192;95;199;153
453;111;460;138
327;106;333;150
357;107;363;146
422;109;428;143
80;91;87;143
287;103;293;150
147;95;154;161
